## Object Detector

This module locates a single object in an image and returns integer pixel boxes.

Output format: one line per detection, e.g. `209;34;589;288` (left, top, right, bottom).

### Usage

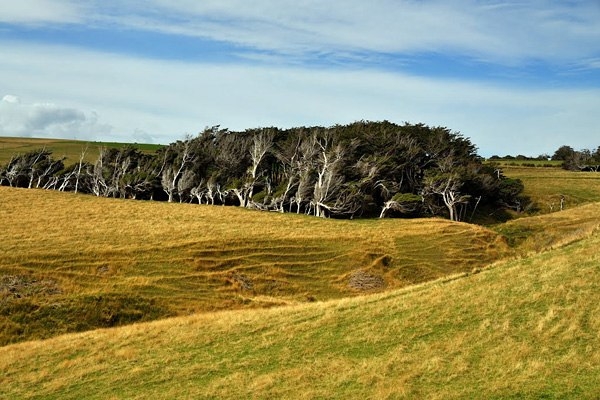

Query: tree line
0;121;527;221
551;145;600;171
488;145;600;171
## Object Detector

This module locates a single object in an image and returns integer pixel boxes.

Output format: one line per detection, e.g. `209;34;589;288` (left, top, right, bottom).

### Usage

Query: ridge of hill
2;207;599;399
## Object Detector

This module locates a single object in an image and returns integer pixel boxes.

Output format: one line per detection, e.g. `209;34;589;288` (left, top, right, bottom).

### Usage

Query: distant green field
0;137;162;165
503;166;600;213
486;158;562;168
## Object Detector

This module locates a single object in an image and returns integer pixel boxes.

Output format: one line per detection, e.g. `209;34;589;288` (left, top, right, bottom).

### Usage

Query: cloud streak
5;1;598;66
0;2;598;156
0;0;83;25
142;1;600;62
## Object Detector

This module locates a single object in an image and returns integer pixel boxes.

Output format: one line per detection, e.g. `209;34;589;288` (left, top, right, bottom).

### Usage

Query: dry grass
493;201;600;256
1;218;599;399
0;186;510;344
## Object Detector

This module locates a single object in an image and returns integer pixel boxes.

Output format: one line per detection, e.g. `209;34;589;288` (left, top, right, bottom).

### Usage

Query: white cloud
0;0;83;25
4;1;599;65
0;94;112;140
77;0;600;65
2;95;20;104
1;41;598;156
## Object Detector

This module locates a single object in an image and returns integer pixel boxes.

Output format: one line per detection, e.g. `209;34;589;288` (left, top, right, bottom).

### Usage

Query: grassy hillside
2;214;599;399
0;186;510;345
503;166;600;214
494;201;600;256
0;137;162;165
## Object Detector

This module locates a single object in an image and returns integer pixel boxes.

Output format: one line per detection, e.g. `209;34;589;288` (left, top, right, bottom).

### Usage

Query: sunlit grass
504;166;600;213
2;221;599;399
0;186;510;344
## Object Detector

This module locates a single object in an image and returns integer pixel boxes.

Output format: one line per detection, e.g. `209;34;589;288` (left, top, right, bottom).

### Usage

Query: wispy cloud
1;40;598;156
0;1;598;156
0;0;84;25
130;1;600;63
3;1;600;65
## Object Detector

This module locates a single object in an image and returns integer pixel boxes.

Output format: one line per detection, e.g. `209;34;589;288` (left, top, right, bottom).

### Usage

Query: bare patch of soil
348;270;386;291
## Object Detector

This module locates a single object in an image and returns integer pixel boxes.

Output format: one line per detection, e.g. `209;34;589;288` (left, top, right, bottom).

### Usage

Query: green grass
1;212;598;399
0;186;511;345
503;165;600;214
486;159;562;168
0;137;162;165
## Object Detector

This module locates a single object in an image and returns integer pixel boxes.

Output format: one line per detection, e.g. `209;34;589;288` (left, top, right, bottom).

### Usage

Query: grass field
0;186;511;345
503;166;600;213
0;137;162;165
1;139;600;398
1;208;598;399
486;159;562;168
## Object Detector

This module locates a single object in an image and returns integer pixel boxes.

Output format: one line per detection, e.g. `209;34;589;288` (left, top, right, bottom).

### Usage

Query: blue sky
1;1;599;156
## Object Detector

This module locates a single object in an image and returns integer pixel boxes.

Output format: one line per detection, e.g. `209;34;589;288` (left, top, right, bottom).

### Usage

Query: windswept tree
379;193;423;218
0;149;64;189
244;128;276;207
423;170;470;221
1;121;526;223
213;130;251;206
311;131;347;217
161;137;197;202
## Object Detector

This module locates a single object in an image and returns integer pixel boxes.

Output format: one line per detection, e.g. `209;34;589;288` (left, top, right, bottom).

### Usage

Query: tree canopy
552;145;600;171
0;121;527;222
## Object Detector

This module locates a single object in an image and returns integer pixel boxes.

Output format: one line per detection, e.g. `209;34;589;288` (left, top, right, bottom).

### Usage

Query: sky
1;1;599;157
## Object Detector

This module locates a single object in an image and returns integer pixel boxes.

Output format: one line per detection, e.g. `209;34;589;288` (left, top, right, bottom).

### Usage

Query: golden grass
493;201;600;256
1;220;599;399
0;186;510;344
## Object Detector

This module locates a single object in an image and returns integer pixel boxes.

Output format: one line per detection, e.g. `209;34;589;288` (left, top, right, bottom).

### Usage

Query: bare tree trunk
27;149;45;189
244;129;275;206
74;146;88;194
312;136;345;217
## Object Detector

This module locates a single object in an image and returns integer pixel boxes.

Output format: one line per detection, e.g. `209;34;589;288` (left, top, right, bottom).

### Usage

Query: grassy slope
0;137;161;165
0;187;510;345
503;166;600;213
1;215;599;399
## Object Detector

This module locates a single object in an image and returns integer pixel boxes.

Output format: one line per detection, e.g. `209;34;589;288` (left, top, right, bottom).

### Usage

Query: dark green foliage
552;145;576;161
0;121;527;222
551;144;600;171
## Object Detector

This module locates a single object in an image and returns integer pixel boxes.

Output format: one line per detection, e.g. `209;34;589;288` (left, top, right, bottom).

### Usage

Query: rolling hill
0;186;510;345
1;143;599;398
1;202;599;398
